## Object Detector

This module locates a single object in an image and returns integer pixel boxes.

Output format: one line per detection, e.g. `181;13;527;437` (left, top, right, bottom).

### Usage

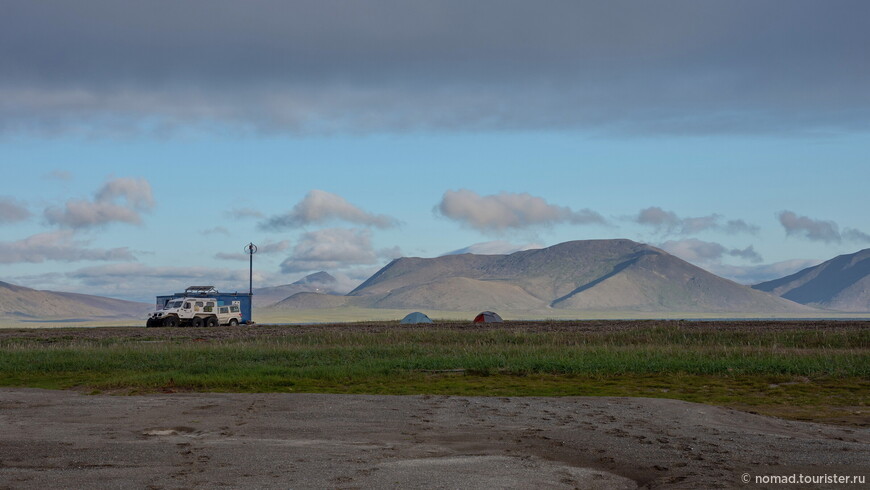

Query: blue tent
400;312;433;324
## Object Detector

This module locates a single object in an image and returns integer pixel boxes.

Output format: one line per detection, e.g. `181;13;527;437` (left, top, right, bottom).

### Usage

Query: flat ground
1;388;868;489
1;318;867;340
0;321;867;488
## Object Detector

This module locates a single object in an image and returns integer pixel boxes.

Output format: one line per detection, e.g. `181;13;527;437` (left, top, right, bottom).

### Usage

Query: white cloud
0;230;135;264
778;210;870;244
94;177;154;210
0;197;31;223
260;190;398;230
443;240;543;256
279;228;396;273
635;207;758;236
44;177;155;229
436;189;604;232
659;238;763;265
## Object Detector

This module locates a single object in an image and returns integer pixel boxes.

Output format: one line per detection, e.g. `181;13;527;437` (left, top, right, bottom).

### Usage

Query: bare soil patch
1;388;868;489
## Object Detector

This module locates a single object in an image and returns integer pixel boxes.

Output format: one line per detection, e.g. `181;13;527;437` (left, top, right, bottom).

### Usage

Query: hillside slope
253;271;340;307
347;239;813;313
0;281;150;320
753;248;870;311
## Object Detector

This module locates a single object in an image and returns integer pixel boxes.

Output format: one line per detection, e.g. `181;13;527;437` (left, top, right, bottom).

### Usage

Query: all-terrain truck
146;286;251;327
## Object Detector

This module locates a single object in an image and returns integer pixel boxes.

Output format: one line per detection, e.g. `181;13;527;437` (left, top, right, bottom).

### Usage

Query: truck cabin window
164;300;183;310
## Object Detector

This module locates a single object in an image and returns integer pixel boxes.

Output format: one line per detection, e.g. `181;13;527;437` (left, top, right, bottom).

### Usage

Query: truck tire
228;318;238;327
163;316;179;328
146;318;154;328
191;316;204;328
205;316;218;328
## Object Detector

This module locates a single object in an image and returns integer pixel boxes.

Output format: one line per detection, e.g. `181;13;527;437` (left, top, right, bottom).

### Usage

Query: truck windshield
164;300;183;309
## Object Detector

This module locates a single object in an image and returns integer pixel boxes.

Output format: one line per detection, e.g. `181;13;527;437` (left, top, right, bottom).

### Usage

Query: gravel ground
1;389;868;489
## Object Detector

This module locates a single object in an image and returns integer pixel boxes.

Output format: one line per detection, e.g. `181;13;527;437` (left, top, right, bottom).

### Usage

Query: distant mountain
753;248;870;312
346;239;814;313
0;280;151;321
253;271;340;307
270;292;351;310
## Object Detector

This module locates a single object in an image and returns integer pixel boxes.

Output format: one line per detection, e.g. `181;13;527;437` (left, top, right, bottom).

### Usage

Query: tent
400;312;434;324
473;311;503;323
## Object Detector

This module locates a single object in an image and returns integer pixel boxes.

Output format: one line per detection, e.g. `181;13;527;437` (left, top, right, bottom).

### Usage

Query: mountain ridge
338;239;814;313
0;281;150;320
753;248;870;311
253;271;340;307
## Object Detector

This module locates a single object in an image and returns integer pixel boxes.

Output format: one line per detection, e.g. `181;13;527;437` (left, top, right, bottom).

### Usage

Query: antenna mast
245;242;257;295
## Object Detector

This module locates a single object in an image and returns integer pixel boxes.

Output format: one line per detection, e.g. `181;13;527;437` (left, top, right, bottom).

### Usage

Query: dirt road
1;388;867;489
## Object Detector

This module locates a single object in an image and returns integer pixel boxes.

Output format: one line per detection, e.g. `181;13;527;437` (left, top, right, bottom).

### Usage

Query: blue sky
1;1;869;301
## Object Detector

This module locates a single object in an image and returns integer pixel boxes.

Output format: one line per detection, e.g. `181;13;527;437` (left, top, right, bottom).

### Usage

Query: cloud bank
437;190;604;232
3;1;869;135
0;230;135;264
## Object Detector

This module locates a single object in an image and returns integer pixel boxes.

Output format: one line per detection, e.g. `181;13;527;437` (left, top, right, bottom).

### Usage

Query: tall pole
245;242;257;295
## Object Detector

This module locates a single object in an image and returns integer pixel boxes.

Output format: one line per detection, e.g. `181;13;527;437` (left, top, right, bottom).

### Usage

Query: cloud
215;240;290;261
437;189;604;232
0;197;31;223
0;230;135;264
260;190;398;230
279;228;397;273
228;207;264;220
778;211;870;243
44;177;155;229
4;2;868;136
659;238;763;265
724;219;759;235
635;207;758;236
94;177;154;209
843;229;870;243
443;240;543;256
68;263;276;302
707;259;823;285
636;207;681;232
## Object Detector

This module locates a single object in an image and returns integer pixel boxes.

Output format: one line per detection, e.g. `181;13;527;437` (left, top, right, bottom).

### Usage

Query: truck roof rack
185;286;219;295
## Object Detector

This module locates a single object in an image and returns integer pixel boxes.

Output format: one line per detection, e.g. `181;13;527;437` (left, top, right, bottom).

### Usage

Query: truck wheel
228;318;238;327
205;316;218;328
163;316;179;328
145;318;154;328
191;316;204;328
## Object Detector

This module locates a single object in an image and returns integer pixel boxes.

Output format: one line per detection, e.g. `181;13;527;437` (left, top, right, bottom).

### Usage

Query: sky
1;1;869;302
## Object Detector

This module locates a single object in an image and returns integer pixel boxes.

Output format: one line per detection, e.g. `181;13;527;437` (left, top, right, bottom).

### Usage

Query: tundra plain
1;320;868;488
